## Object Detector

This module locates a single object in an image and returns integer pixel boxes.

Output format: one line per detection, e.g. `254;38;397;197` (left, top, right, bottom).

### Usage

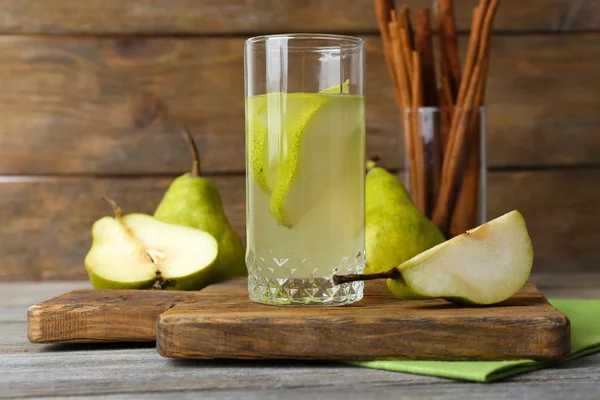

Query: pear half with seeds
85;200;219;290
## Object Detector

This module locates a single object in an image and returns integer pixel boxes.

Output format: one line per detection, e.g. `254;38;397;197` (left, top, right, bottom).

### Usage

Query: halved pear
387;210;534;305
85;209;219;290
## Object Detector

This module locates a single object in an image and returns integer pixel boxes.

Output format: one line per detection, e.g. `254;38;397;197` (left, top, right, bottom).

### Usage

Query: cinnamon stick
371;0;497;234
414;8;438;107
389;10;419;202
453;1;489;110
398;8;427;212
431;4;486;232
414;7;438;214
440;75;454;149
389;16;411;107
449;50;490;235
411;51;427;213
438;0;461;98
373;0;395;82
436;0;459;175
432;0;498;234
397;7;414;81
374;0;403;107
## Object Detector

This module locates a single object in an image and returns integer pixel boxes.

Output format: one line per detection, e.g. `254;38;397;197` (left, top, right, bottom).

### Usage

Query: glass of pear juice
244;34;366;306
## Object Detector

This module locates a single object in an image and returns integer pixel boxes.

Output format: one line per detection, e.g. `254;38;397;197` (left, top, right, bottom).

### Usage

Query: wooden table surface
3;274;600;399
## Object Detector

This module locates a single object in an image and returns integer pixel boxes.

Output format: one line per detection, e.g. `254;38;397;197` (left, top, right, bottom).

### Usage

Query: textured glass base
248;276;364;306
246;250;366;306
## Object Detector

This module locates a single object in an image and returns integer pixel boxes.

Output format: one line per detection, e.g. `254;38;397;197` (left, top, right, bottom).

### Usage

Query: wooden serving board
157;279;570;361
29;278;570;361
28;289;203;343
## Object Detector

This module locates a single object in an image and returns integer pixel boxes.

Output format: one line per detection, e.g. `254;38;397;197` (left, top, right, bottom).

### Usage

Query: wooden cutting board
28;290;203;343
157;278;570;361
29;278;570;361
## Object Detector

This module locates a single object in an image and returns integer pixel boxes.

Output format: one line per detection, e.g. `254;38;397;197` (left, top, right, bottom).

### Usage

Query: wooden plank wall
1;0;599;280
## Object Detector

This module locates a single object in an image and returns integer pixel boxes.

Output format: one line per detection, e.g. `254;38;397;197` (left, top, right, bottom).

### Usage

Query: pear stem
333;267;401;285
103;197;123;219
182;128;200;177
366;154;381;172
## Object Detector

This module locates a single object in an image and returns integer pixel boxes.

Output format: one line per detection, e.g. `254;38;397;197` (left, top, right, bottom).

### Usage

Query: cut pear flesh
392;210;533;305
269;94;364;227
85;214;218;289
246;81;351;195
246;94;270;192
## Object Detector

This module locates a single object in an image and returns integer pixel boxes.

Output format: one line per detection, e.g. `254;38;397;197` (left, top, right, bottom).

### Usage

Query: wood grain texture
0;0;598;34
26;278;570;358
2;169;600;281
4;273;598;320
157;279;570;361
2;350;600;399
3;349;600;399
28;289;206;343
8;349;600;400
2;278;600;399
16;383;600;400
1;35;600;175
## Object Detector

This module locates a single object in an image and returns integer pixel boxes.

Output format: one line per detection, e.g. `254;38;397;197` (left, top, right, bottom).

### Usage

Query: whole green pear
365;161;445;297
154;130;247;281
365;160;413;212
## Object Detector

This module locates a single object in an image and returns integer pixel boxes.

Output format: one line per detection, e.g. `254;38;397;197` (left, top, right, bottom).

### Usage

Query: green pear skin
365;163;445;273
154;130;246;281
87;267;154;290
365;162;413;212
87;258;220;291
154;174;246;280
364;162;445;299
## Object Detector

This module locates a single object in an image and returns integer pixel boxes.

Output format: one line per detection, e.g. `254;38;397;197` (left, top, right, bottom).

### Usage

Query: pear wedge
85;202;219;290
246;94;270;192
269;95;363;227
388;210;533;304
334;210;534;305
246;81;351;195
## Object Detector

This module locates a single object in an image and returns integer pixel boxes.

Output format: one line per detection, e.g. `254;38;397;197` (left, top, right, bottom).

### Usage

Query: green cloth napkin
349;299;600;382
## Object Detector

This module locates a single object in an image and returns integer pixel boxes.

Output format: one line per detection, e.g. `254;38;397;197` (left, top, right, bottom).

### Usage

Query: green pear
335;210;534;305
85;200;219;290
365;161;445;279
154;130;247;280
365;159;413;211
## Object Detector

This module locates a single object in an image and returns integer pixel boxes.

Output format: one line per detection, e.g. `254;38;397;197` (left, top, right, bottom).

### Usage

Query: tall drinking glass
245;34;365;306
